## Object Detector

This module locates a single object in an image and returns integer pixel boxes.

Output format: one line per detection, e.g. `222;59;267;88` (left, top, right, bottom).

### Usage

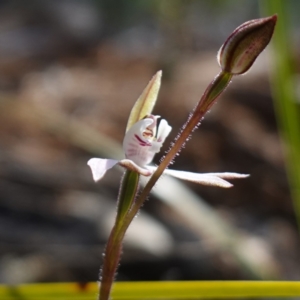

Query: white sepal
87;158;119;182
148;166;249;188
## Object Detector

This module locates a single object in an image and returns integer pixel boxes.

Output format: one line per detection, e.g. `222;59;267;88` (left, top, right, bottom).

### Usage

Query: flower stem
98;224;124;300
99;171;140;300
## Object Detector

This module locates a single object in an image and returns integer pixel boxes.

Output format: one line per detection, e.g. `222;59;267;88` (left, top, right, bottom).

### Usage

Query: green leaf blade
1;281;300;300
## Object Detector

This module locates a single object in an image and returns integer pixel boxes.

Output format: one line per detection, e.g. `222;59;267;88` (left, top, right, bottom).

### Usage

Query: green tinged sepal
116;170;140;226
217;15;277;75
126;71;162;132
118;71;162;224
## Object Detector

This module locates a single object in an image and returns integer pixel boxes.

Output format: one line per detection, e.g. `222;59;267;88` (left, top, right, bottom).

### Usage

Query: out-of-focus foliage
1;281;300;299
261;0;300;230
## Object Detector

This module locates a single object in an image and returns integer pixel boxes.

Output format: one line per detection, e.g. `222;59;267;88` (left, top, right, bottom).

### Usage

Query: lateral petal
161;169;246;188
157;119;172;143
87;158;119;182
205;172;249;179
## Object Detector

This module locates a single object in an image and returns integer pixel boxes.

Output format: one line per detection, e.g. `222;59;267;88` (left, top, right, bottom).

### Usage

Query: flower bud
217;15;277;75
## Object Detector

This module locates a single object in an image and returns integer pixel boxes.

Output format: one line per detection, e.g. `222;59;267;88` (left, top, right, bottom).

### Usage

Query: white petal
205;172;250;179
161;169;249;188
157;119;172;143
123;118;153;148
123;117;160;166
118;159;153;176
122;116;171;167
123;118;153;155
87;158;118;182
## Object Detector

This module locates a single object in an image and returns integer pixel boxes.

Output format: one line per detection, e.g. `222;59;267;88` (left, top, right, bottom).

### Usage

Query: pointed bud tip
261;14;277;31
218;15;277;75
269;14;278;22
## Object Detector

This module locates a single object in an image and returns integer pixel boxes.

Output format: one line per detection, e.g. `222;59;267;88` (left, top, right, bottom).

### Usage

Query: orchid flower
88;114;248;188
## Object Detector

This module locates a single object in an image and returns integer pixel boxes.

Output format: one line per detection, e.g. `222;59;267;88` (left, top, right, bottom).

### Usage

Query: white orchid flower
87;115;248;188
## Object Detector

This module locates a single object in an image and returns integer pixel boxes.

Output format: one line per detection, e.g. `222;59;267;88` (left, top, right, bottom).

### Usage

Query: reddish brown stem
99;224;125;300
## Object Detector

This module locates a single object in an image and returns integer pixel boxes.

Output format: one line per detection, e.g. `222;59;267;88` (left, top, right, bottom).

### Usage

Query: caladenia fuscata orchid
88;114;248;188
88;15;277;300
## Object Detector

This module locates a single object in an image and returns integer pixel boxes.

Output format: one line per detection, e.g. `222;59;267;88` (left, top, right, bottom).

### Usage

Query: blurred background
0;0;299;284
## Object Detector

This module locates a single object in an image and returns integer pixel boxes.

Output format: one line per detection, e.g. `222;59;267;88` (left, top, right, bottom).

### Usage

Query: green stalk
260;0;300;229
117;171;140;223
99;171;140;300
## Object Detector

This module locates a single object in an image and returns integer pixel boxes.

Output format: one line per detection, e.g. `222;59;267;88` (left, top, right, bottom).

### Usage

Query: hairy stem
99;171;140;300
98;224;124;300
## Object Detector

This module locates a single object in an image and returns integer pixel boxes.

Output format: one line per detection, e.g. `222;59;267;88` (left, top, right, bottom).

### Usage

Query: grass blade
1;281;300;299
